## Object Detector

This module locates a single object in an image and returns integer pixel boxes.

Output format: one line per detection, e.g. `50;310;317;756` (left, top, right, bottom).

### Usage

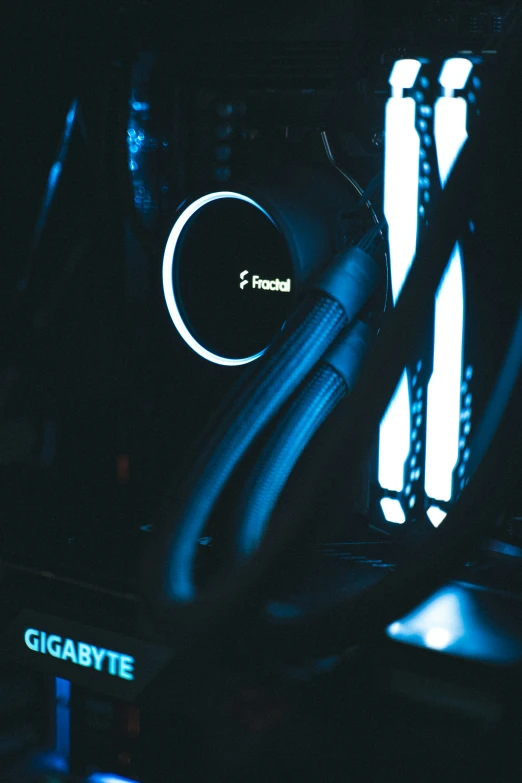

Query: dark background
1;0;415;264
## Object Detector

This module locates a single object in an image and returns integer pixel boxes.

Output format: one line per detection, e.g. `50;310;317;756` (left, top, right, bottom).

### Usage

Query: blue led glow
31;99;79;254
55;677;70;700
25;629;134;680
54;678;70;763
265;601;304;619
65;106;77;130
28;751;69;775
131;100;150;112
44;162;62;199
86;776;140;783
424;245;464;503
63;98;79;142
162;192;277;366
379;369;411;493
387;584;522;663
314;655;340;672
388;589;465;650
486;539;522;558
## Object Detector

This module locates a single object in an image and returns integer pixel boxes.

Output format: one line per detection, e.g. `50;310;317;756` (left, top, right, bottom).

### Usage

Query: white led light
389;59;422;93
162;192;277;367
434;97;469;186
380;497;406;525
384;97;421;303
439;57;473;93
424;245;464;502
427;505;447;527
435;58;472;185
424;626;453;650
379;370;411;492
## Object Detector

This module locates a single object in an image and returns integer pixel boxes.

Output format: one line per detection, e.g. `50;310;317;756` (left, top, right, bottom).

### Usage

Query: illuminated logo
238;270;291;292
24;628;134;681
252;275;291;292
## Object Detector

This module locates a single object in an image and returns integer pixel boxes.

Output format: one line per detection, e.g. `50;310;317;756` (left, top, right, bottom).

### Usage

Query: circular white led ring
162;191;280;367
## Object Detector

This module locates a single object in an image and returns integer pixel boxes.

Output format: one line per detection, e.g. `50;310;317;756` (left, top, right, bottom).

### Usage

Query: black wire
357;219;386;253
155;294;348;604
236;364;348;559
342;172;383;217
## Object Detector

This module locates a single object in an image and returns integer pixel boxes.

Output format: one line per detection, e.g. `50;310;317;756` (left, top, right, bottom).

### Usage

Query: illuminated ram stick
379;59;421;521
424;58;473;523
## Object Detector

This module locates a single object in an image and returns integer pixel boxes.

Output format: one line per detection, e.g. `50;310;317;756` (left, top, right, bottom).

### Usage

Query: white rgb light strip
162;191;276;367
